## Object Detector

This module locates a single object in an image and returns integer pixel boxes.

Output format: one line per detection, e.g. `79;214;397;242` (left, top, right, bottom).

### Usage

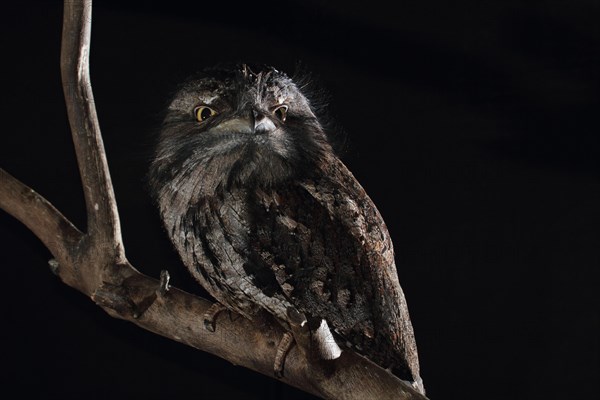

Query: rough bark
0;1;428;399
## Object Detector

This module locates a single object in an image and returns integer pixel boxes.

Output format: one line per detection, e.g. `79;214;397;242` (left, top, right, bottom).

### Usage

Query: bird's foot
274;331;295;378
203;302;227;332
269;307;308;378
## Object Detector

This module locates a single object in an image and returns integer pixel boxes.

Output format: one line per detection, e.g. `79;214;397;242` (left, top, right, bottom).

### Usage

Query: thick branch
61;0;124;256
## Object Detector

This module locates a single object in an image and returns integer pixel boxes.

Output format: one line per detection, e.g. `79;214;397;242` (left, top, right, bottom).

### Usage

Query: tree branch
0;169;82;265
61;0;124;256
0;1;428;399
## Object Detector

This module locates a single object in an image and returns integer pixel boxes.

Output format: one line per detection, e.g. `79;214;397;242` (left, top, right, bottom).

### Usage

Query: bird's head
150;64;332;201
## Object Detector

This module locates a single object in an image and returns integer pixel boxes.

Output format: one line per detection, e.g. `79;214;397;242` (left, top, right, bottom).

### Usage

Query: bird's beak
251;109;276;134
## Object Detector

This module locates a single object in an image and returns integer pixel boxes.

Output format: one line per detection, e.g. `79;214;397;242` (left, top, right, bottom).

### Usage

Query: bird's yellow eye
194;106;217;122
273;105;288;122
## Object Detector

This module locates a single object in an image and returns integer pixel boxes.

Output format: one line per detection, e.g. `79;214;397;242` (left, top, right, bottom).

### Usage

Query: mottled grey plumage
149;64;423;393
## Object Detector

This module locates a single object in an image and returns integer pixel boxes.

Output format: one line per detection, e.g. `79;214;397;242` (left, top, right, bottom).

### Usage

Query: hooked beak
251;109;276;134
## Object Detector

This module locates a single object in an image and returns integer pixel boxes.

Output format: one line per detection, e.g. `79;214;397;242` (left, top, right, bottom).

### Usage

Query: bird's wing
248;155;420;381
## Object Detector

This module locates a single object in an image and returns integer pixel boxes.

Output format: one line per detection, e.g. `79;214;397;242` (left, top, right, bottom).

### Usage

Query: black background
1;1;598;399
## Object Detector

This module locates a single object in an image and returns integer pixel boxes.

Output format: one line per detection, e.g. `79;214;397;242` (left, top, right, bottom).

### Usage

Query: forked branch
0;1;427;399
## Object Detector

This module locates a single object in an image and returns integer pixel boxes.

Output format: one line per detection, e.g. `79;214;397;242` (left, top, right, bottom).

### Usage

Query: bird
148;63;424;394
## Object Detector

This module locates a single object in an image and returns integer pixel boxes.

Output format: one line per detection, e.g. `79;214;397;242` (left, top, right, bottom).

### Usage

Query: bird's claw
203;302;227;332
274;331;295;378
